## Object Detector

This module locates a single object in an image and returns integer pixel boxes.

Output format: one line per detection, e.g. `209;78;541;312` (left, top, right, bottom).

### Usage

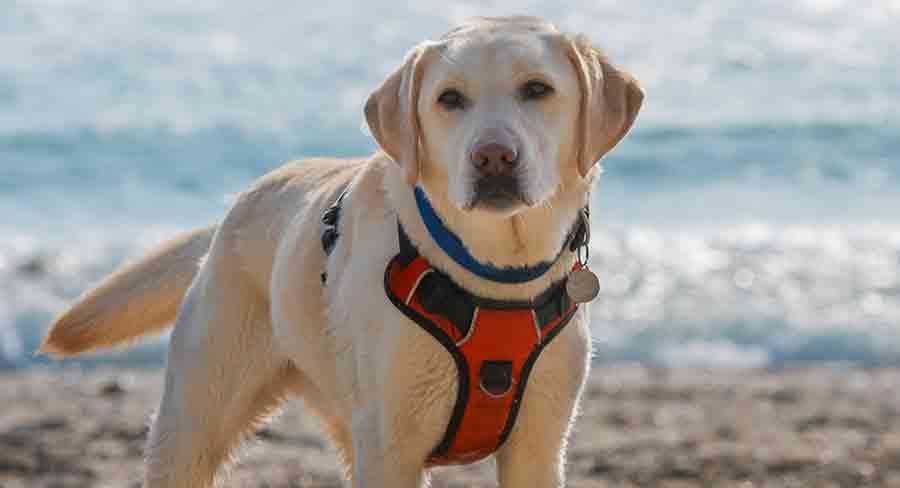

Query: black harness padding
395;225;573;340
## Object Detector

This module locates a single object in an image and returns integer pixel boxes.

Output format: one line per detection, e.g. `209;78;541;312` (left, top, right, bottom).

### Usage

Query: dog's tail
39;225;217;358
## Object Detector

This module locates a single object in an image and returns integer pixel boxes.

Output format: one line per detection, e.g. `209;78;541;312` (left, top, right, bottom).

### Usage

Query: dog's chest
327;244;460;453
318;177;592;461
328;236;590;466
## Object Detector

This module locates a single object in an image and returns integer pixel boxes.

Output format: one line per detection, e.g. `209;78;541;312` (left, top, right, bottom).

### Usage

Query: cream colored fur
41;16;642;488
41;225;216;356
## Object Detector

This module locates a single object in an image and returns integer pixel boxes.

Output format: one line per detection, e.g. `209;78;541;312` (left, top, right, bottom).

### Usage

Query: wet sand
2;366;899;487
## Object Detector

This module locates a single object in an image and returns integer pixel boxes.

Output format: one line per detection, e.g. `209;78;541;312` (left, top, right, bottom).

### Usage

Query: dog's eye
437;89;466;110
520;80;554;101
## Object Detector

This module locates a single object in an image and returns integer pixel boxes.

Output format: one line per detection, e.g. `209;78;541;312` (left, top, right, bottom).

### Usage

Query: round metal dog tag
566;268;600;303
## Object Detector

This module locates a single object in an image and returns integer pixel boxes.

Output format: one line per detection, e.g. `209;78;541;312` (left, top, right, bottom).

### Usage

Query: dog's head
366;16;643;216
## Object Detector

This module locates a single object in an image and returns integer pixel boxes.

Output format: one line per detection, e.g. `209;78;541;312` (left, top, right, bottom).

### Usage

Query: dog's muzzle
470;174;524;210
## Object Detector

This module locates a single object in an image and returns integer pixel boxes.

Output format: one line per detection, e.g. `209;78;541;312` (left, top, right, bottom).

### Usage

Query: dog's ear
567;36;644;177
365;44;433;185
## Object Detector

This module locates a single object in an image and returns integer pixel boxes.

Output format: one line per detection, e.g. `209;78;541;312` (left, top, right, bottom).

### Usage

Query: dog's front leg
346;340;454;488
349;408;429;488
496;320;592;488
495;399;573;488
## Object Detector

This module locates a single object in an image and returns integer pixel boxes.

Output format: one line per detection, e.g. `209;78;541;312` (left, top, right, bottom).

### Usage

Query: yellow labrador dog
41;16;642;487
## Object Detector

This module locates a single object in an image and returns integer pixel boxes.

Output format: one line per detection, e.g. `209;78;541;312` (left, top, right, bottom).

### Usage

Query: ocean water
2;0;899;369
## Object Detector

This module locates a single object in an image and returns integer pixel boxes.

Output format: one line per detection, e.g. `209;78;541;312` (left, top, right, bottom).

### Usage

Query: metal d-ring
576;208;591;267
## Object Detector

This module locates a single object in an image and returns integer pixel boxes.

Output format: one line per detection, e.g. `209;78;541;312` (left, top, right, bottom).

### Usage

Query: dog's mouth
466;175;527;212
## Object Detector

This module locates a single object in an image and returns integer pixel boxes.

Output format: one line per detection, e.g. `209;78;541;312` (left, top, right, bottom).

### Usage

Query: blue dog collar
413;187;556;284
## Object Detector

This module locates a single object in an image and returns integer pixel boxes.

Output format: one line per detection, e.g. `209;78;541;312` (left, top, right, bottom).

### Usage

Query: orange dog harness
321;188;588;466
383;226;580;466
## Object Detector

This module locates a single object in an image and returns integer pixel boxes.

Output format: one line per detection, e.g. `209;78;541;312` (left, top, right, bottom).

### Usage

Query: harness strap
321;189;348;256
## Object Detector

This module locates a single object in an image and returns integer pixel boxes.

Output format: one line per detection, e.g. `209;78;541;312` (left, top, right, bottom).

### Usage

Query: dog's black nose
470;142;518;176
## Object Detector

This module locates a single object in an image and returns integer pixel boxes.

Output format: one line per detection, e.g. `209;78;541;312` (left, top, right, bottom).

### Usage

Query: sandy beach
3;365;899;487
